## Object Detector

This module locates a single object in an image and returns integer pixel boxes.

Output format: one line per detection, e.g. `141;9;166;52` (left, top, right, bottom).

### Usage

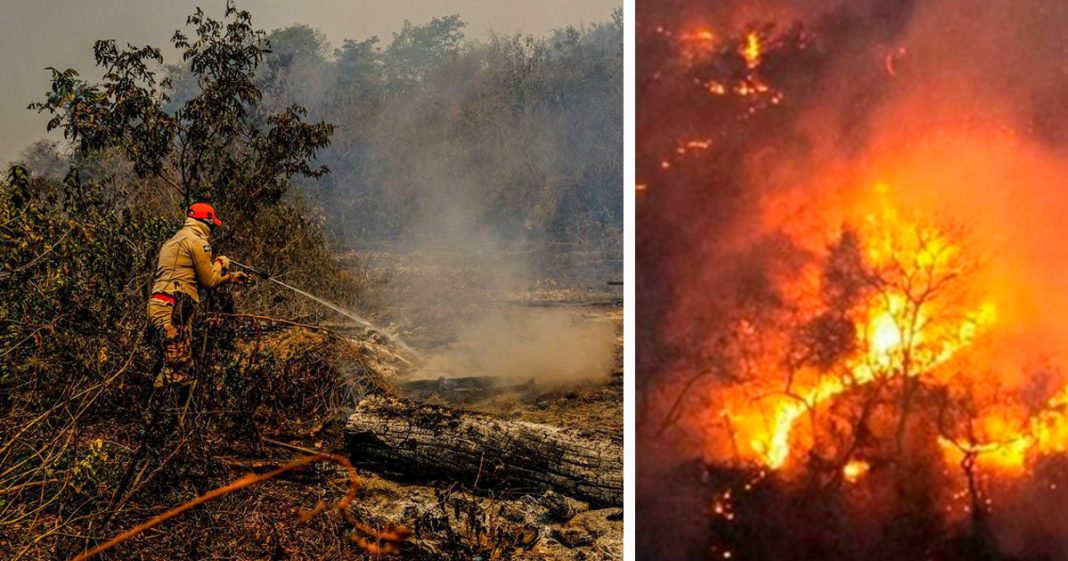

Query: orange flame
741;32;762;69
939;385;1068;470
716;179;1068;481
679;27;718;61
733;183;998;469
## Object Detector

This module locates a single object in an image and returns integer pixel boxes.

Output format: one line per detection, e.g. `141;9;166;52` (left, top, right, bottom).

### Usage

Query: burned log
400;375;535;402
345;395;622;507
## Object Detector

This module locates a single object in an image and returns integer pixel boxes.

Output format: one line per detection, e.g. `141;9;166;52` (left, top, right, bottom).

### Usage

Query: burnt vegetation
638;1;1068;560
1;2;621;559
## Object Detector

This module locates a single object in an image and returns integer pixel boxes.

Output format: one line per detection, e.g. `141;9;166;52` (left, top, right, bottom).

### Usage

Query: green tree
30;1;333;214
334;36;384;104
259;24;331;113
384;15;466;94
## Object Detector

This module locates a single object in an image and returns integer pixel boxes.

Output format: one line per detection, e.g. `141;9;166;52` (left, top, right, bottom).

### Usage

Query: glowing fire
723;180;1068;477
679;27;718;61
940;385;1068;470
842;459;870;483
687;29;716;42
735;183;999;469
699;172;1068;494
646;24;782;181
741;32;762;69
675;138;714;156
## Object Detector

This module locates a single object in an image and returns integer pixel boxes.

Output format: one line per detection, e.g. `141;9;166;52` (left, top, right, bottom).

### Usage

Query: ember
741;31;761;69
679;27;718;62
842;459;869;483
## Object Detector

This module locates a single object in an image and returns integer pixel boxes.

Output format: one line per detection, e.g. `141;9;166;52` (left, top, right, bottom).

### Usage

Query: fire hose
229;260;422;361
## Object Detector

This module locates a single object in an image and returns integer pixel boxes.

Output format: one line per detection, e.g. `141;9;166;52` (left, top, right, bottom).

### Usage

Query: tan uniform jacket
151;217;229;303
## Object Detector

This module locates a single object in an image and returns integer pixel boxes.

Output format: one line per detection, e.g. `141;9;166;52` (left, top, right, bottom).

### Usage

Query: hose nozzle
229;260;271;279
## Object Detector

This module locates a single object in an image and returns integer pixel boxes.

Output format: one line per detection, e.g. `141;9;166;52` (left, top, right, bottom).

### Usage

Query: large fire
641;23;1068;478
640;1;1068;557
723;182;1068;478
941;384;1068;470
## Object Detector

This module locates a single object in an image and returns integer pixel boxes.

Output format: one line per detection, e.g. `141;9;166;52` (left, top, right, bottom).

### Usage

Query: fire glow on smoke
643;17;1068;484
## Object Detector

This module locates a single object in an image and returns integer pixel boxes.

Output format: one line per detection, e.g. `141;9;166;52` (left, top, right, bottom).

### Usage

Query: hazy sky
0;0;618;163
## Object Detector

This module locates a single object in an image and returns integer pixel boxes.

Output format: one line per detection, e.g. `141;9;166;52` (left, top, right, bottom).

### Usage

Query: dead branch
70;453;409;561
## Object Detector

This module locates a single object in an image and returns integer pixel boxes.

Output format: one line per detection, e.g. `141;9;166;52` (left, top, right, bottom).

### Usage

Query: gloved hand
162;324;179;341
229;271;251;285
214;255;231;271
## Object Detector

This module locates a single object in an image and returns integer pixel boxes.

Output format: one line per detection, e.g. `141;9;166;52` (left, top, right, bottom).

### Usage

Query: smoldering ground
414;308;617;384
639;0;1068;559
386;144;619;386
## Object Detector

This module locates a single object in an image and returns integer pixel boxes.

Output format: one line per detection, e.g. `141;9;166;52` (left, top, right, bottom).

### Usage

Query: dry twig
70;453;410;561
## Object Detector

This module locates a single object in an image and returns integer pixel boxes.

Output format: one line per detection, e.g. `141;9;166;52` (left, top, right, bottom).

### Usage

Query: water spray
229;260;423;361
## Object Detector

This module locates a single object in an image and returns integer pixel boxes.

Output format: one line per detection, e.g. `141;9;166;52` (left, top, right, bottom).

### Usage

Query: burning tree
640;1;1068;559
675;185;1038;560
718;188;995;473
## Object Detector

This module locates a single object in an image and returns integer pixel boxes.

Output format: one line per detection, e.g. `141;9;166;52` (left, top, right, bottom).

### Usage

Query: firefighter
147;202;249;387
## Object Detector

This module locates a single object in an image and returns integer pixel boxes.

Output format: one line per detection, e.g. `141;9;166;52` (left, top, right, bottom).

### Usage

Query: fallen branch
260;435;323;456
71;453;409;561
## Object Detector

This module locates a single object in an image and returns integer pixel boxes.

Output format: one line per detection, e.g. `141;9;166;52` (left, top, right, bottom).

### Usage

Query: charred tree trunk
345;395;622;507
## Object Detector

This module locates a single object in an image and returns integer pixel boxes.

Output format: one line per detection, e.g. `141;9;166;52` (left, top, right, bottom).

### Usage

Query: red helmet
187;202;222;227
